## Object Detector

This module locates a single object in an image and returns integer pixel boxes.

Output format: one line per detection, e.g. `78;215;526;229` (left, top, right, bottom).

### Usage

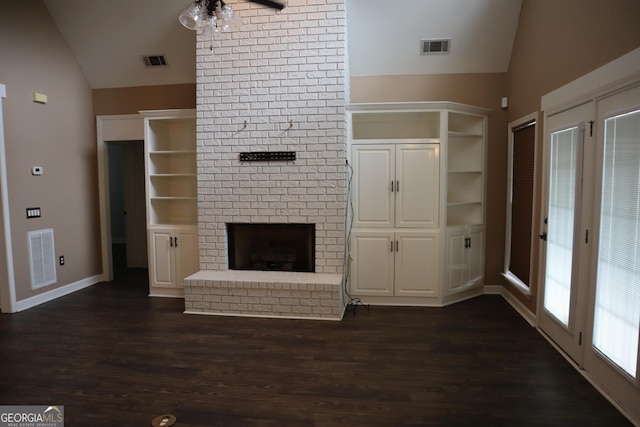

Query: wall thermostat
32;166;43;176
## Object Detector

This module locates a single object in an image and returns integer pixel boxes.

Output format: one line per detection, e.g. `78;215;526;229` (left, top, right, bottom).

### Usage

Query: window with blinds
505;121;536;288
593;108;640;378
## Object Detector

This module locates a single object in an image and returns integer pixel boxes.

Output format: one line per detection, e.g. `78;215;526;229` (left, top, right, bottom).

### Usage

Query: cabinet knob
391;180;394;192
170;237;174;247
175;237;179;247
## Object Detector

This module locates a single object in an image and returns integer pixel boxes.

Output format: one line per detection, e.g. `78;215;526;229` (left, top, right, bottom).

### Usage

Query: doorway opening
107;141;147;277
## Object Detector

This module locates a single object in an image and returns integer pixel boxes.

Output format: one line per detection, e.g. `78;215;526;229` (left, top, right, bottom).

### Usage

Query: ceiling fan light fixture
179;0;285;33
178;2;203;30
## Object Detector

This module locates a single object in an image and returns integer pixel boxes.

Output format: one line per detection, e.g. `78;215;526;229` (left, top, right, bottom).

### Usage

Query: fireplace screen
227;223;315;272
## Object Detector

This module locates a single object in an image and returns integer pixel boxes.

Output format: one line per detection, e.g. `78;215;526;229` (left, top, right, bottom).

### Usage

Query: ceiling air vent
143;55;168;67
420;39;451;55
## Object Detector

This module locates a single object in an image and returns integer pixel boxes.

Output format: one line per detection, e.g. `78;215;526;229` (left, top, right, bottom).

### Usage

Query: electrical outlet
59;256;64;266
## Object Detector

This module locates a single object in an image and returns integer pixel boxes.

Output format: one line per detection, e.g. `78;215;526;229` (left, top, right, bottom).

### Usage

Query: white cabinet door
446;229;467;291
350;231;394;296
350;231;440;298
394;232;439;297
352;143;440;229
352;145;394;228
395;144;439;228
149;228;174;288
174;227;199;288
467;228;484;286
446;226;484;294
148;225;199;291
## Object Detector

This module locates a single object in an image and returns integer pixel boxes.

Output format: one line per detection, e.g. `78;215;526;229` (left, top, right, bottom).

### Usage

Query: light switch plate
26;207;41;218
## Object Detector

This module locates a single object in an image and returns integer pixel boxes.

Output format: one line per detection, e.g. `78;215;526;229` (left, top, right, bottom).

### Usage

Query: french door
539;103;593;365
584;84;640;420
539;84;640;422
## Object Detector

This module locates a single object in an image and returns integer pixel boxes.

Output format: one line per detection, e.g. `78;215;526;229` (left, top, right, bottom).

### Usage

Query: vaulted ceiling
42;0;522;89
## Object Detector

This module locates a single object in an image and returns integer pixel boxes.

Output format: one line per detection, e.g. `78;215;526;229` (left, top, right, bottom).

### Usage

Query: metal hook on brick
235;120;247;135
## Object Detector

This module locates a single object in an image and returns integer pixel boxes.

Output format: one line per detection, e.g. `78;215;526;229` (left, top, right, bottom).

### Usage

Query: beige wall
351;73;510;295
0;1;99;302
507;0;640;119
505;0;640;313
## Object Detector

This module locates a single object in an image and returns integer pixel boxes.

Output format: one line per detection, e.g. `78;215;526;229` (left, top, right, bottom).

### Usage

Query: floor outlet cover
151;414;176;427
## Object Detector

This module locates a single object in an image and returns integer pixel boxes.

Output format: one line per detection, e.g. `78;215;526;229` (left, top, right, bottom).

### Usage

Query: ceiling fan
246;0;285;10
179;0;285;32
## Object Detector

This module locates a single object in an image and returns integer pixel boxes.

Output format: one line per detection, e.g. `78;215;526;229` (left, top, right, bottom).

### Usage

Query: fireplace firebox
227;223;315;272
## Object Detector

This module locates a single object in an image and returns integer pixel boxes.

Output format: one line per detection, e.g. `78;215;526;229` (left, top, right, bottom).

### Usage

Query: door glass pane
593;109;640;378
544;127;579;326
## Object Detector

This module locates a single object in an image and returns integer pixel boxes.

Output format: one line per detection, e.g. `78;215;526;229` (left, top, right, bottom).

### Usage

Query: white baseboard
500;286;536;326
14;275;101;312
538;329;638;426
483;285;502;294
485;284;536;326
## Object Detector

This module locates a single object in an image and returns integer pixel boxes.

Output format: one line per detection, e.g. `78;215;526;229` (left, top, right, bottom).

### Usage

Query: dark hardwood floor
0;268;632;426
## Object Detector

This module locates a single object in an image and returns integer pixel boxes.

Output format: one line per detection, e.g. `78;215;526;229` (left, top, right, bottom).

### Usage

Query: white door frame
0;83;17;313
96;114;144;282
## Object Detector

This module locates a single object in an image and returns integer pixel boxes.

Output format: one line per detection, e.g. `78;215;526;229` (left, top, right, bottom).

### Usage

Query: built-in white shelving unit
347;102;489;305
142;109;199;298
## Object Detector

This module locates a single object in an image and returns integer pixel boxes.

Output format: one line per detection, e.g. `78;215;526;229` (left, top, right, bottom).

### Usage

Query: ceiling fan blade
246;0;285;10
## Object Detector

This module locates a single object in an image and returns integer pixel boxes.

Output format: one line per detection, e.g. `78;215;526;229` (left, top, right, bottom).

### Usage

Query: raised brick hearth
184;270;343;320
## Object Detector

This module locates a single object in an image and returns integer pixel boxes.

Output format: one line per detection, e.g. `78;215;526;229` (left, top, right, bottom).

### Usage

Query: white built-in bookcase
347;102;489;305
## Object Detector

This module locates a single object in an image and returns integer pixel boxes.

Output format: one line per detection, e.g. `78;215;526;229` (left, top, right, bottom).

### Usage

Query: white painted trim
541;47;640;114
96;114;143;282
483;285;502;294
504;113;539;294
499;286;536;326
0;83;17;313
537;329;638;426
501;272;532;298
13;275;101;312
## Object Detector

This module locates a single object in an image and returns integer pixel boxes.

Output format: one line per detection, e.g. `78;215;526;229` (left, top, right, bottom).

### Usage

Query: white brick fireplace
184;0;348;320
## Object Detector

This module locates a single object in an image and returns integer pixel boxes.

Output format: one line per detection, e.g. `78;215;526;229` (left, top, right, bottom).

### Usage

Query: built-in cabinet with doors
347;102;489;306
142;109;199;297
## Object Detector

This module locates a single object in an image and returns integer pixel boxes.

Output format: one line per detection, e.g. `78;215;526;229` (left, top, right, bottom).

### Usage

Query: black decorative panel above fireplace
227;223;315;272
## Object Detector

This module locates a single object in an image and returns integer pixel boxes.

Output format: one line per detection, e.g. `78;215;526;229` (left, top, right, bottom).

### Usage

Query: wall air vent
420;39;451;55
143;55;168;67
28;229;56;290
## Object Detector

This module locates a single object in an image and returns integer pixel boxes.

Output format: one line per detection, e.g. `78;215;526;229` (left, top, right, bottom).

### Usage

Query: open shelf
447;135;483;171
145;111;197;227
149;198;197;225
448;112;484;135
147;118;196;152
352;111;441;140
447;173;483;204
446;111;485;228
446;203;483;227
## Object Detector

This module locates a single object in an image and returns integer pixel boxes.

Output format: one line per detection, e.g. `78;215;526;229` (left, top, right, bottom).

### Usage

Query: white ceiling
42;0;522;89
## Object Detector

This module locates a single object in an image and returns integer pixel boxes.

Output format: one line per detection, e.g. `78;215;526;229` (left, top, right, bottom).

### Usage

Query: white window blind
507;122;535;286
593;109;640;378
544;127;579;326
